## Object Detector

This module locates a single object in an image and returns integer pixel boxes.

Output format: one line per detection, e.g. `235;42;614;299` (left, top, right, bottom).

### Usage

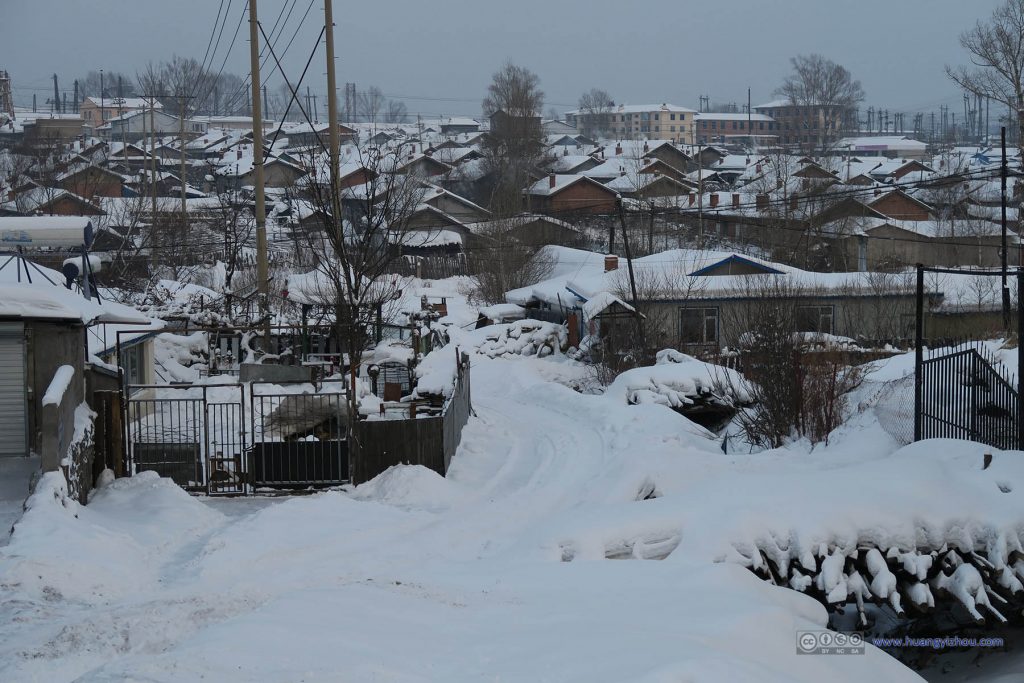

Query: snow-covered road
4;352;1014;681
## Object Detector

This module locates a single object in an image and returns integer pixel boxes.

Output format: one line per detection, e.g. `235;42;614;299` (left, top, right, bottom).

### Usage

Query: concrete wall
25;322;86;457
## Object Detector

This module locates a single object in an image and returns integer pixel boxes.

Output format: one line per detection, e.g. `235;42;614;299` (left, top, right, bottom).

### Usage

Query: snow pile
0;470;221;602
471;319;567;359
154;331;208;382
605;349;751;408
351;464;459;511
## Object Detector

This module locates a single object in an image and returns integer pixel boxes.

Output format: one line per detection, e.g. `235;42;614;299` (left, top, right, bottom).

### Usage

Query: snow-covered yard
1;347;1022;681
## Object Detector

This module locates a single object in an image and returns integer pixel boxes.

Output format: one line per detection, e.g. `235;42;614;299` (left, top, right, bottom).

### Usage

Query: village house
524;173;619;216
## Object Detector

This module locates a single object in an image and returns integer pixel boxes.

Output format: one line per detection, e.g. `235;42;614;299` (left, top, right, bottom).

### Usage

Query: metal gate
125;382;348;494
913;265;1024;450
249;380;348;489
918;346;1021;449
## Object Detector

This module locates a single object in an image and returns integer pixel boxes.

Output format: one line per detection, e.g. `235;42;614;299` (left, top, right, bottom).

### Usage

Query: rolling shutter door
0;323;27;457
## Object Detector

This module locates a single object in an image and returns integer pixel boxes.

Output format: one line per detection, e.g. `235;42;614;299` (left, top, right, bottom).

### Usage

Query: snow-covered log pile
604;349;752;414
471;319;567;359
738;534;1024;632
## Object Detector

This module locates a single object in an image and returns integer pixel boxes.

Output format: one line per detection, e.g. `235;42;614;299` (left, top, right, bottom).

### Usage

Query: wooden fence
350;354;472;484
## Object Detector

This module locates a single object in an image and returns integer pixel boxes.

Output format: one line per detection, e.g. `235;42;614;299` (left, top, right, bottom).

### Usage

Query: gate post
914;264;924;442
1018;269;1023;450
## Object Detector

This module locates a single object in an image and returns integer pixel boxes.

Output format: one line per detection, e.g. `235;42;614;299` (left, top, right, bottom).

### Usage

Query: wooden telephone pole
248;0;270;333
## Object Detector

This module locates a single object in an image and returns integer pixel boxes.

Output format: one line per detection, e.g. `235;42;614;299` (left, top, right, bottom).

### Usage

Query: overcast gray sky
1;0;1007;118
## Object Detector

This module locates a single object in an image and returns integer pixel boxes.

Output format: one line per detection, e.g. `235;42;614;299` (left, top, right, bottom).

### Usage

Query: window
796;305;834;334
655;125;660;132
679;114;685;120
701;121;707;129
680;307;719;345
711;121;717;129
670;125;676;132
670;113;676;120
732;121;738;130
121;344;146;385
654;113;659;121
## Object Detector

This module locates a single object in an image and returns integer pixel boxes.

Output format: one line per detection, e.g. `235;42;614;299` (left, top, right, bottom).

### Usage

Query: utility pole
697;144;704;244
263;84;270;122
178;93;189;219
747;87;752;152
149;94;158;223
617;197;647;355
1002;126;1011;331
118;77;128;174
248;0;270;336
324;0;341;208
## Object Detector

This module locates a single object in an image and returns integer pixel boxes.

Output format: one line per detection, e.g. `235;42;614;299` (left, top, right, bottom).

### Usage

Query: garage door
0;323;27;457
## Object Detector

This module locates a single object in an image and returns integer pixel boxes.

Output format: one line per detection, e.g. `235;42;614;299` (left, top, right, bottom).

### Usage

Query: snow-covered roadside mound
0;471;221;602
351;464;461;511
605;349;751;408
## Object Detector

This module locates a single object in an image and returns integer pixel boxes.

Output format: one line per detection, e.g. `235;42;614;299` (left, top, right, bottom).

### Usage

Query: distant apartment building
693;112;778;145
565;104;696;144
753;99;856;149
80;96;162;131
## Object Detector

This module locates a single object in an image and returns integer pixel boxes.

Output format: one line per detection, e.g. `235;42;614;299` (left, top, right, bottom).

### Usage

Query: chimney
709;192;719;209
732;192;740;209
549;173;557;189
236;148;242;160
688;192;695;206
756;193;768;212
615;143;622;155
755;163;762;173
643;141;649;153
563;147;569;156
619;165;625;177
939;159;945;169
604;254;619;272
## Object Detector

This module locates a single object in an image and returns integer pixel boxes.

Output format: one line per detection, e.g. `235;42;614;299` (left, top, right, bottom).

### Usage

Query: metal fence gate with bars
914;265;1024;450
125;382;349;494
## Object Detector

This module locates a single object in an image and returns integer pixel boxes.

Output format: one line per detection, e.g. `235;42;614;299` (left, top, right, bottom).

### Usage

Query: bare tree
465;219;555;305
576;88;615;139
724;275;866;448
480;63;546;216
946;0;1024;153
357;86;386;125
776;54;865;154
294;142;428;429
384;99;409;124
77;70;137;99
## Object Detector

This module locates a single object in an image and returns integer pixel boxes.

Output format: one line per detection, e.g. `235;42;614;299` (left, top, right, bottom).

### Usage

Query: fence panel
249;382;348;488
